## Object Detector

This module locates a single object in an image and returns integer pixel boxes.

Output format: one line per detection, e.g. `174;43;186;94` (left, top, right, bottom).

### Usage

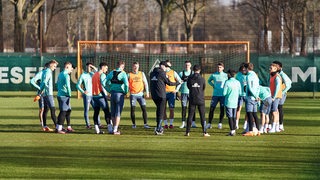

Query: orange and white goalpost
77;40;250;98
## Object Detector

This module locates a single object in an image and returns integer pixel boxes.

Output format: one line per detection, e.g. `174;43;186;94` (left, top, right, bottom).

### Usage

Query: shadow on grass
0;143;319;179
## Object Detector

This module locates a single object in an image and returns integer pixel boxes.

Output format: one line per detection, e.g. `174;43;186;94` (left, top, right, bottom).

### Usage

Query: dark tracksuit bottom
186;103;206;134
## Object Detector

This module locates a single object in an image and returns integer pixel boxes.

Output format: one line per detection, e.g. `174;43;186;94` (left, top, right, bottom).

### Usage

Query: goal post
77;40;250;98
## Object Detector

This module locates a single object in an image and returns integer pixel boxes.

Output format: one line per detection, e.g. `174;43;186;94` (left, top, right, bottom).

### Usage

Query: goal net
77;41;250;97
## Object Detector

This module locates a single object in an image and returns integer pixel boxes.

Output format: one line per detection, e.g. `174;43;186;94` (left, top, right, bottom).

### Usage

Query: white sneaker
279;124;284;131
268;128;276;133
154;127;163;135
206;123;212;129
179;122;185;128
144;124;150;129
275;124;281;132
203;133;210;137
218;123;222;129
259;127;264;134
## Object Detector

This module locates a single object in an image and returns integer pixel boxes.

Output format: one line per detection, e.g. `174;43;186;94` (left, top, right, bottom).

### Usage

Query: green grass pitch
0;93;319;179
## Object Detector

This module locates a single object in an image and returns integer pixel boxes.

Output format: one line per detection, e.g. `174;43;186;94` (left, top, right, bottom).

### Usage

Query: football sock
208;106;215;124
58;125;63;131
42;107;49;127
66;110;71;126
232;117;237;130
182;107;187;122
57;111;66;126
253;112;260;130
164;120;168;125
141;105;147;124
169;119;174;125
114;126;118;132
202;121;207;133
228;117;233;130
278;105;283;125
247;112;253;131
130;106;136;125
94;125;100;133
157;120;163;131
50;107;57;126
219;105;224;123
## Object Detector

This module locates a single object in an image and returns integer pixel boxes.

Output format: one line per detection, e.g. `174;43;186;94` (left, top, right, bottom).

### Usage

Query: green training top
76;71;94;96
39;68;54;96
208;71;228;96
179;70;192;94
106;68;129;94
223;77;241;109
57;70;72;97
279;71;292;94
246;71;260;100
258;85;271;101
30;70;43;91
235;71;247;97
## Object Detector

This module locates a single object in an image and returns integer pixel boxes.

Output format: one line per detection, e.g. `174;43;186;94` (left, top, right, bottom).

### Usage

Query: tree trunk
288;25;294;55
42;34;47;53
300;7;307;56
186;24;194;53
105;9;114;41
14;11;27;52
159;8;169;53
0;0;3;52
263;15;269;53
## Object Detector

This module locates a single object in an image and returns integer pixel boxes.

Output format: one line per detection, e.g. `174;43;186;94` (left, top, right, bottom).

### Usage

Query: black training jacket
187;73;206;105
150;67;177;99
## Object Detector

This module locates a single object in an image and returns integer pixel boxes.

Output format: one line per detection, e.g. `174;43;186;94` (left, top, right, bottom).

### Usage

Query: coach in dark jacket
185;65;210;137
150;61;179;135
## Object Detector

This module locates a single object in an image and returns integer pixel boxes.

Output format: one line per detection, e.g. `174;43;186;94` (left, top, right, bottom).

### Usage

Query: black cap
160;61;170;67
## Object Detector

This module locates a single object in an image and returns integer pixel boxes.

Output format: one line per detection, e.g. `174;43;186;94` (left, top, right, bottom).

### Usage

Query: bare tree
155;0;178;52
10;0;45;52
99;0;118;41
176;0;205;53
41;0;80;53
278;0;307;55
242;0;274;53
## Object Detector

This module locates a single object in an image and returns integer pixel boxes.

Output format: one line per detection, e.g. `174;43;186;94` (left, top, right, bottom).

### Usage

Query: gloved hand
33;95;41;102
